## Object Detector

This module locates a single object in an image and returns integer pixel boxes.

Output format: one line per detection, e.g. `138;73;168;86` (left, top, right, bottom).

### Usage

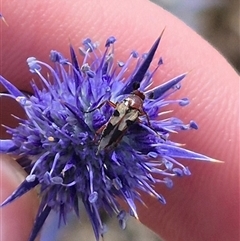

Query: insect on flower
0;28;221;241
85;84;156;154
85;33;165;154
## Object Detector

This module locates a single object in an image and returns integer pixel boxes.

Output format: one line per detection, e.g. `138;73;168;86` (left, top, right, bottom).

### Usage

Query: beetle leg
85;100;116;113
139;110;166;141
139;109;151;127
90;124;107;144
142;109;151;127
96;124;106;135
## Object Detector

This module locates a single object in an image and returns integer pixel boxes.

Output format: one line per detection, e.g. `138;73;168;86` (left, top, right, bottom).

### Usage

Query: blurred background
151;0;240;72
42;207;162;241
40;1;239;241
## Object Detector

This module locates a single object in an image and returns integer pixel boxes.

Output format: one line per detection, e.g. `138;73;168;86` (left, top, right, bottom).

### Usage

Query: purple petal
0;76;24;97
157;144;220;162
122;29;165;94
147;73;187;99
73;192;80;217
58;204;67;227
61;101;91;132
0;178;39;207
156;193;166;204
183;167;191;175
83;199;100;241
28;205;51;241
0;13;8;26
69;44;81;86
0;140;18;153
158;57;163;65
69;44;80;70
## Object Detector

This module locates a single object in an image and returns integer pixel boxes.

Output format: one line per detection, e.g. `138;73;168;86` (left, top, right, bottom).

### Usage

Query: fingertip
0;1;238;241
0;155;39;241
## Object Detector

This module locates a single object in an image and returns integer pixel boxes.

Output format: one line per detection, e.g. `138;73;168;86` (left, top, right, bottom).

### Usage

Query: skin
0;0;239;241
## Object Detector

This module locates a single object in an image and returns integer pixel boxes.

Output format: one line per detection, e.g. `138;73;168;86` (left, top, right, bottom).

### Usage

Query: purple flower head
0;30;219;241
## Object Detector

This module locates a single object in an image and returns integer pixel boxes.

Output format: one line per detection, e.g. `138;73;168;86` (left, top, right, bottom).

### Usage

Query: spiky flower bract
0;12;8;26
0;32;217;241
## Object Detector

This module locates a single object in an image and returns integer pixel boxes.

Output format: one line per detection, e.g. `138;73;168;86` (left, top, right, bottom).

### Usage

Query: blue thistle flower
0;31;219;241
